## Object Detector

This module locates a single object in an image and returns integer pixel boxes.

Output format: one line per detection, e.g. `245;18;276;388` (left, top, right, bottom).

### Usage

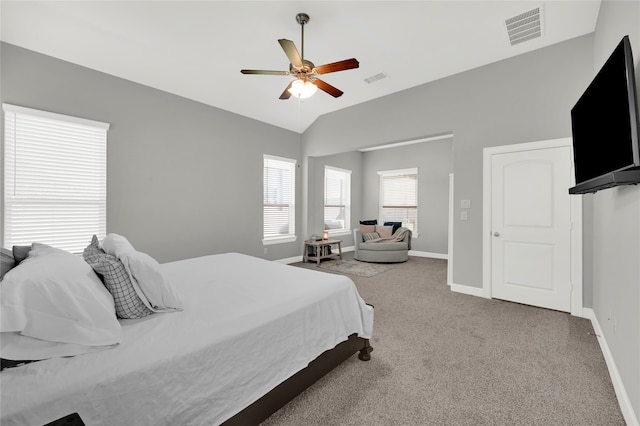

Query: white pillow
0;243;121;357
102;234;183;312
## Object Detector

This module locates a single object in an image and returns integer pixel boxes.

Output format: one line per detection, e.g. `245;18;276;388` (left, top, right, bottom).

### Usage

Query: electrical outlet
264;247;268;255
461;199;471;209
460;211;468;221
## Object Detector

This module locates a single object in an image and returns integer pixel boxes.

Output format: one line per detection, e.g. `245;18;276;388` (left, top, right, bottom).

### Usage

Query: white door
490;145;572;312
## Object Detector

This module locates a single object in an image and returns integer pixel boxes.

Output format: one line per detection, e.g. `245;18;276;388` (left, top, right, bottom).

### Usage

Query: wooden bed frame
223;334;373;425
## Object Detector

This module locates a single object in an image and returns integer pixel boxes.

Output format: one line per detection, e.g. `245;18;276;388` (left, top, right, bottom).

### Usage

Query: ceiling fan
240;13;359;100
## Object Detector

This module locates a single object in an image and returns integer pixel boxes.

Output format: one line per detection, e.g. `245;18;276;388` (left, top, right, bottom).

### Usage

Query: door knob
493;232;500;237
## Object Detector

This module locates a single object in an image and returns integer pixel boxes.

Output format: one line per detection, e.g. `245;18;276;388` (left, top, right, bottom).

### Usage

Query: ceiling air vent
505;7;543;46
364;72;388;84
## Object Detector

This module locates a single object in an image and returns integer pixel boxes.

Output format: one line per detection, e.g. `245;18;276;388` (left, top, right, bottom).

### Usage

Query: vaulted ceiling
1;1;601;133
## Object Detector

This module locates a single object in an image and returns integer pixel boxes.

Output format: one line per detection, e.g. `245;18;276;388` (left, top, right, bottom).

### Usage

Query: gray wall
302;35;594;289
590;0;640;418
308;151;364;247
307;139;453;254
361;139;453;254
0;43;302;263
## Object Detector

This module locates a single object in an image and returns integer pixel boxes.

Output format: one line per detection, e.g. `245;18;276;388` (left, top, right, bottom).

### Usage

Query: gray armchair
353;228;411;263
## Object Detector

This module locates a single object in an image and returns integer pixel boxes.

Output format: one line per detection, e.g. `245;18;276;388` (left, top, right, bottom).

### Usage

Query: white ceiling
0;1;601;133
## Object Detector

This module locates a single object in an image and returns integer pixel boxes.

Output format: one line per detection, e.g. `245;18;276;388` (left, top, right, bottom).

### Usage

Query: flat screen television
569;35;640;194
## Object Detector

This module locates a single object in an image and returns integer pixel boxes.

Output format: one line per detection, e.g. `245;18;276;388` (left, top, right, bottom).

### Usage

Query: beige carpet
313;259;394;278
263;254;625;425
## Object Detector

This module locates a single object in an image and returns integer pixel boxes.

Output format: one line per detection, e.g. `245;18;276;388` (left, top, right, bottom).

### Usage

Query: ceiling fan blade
315;58;359;75
278;39;303;68
279;81;293;100
240;69;289;76
313;79;344;98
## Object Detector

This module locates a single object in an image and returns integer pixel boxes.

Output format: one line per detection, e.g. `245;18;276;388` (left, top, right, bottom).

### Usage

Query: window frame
323;165;352;237
262;154;297;245
378;168;419;236
3;103;109;253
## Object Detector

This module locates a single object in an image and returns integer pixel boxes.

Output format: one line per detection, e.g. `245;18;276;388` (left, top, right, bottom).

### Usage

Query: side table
303;239;343;266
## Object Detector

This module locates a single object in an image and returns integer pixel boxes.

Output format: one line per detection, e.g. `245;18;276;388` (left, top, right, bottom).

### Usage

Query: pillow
84;236;153;319
359;219;378;225
375;225;394;238
359;224;375;234
0;243;121;357
362;232;380;242
12;245;31;263
1;248;16;280
102;234;183;312
384;221;402;234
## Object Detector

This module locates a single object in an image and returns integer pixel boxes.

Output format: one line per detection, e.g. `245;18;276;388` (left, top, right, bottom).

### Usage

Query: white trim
327;229;351;237
2;103;110;130
450;282;488;298
482;137;583;313
273;255;303;264
324;165;352;175
409;250;447;260
324;165;351;236
263;153;297;165
377;167;418;177
447;173;454;286
274;245;354;265
358;133;454;152
262;235;297;245
583;308;639;426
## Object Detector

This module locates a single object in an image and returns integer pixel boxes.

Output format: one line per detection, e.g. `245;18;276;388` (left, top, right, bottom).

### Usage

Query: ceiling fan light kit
240;13;359;100
288;79;318;99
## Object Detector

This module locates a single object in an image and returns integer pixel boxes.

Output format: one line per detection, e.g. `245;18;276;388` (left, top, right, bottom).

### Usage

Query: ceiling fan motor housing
296;13;310;25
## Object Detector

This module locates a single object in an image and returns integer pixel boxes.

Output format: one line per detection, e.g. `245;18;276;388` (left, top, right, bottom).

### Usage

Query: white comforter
0;253;374;426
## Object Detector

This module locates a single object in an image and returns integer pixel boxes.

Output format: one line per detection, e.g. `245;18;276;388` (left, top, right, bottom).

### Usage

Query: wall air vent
505;6;543;46
364;72;388;84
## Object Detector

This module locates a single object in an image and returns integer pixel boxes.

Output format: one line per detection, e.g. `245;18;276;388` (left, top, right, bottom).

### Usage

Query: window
379;168;418;233
3;104;109;253
263;154;296;244
324;166;351;234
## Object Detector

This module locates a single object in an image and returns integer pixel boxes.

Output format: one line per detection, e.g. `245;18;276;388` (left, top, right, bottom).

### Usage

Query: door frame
482;138;583;316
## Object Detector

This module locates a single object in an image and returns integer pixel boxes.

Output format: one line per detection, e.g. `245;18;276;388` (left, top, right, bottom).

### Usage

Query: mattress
0;252;374;425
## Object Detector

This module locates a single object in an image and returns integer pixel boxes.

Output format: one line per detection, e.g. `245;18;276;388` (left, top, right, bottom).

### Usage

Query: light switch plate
461;199;471;209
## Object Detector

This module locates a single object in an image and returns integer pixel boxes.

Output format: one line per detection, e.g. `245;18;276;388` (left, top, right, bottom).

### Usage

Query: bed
1;247;374;425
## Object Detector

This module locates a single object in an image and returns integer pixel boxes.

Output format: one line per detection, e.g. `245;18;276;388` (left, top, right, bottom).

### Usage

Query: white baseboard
274;255;302;264
409;250;448;260
449;282;488;298
275;245;355;265
583;308;639;426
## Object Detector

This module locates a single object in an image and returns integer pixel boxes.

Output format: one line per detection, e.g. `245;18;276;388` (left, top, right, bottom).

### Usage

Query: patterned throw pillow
83;235;152;319
362;232;380;242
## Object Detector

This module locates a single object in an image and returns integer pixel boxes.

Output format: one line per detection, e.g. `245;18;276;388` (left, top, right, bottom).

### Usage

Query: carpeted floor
315;258;394;277
262;254;625;425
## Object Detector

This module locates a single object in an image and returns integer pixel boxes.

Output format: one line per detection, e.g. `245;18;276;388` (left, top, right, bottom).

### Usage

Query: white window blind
263;154;296;243
3;104;109;253
379;168;418;233
324;166;351;233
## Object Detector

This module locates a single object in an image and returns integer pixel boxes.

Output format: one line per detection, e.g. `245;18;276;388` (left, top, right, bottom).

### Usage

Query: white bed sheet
0;252;374;426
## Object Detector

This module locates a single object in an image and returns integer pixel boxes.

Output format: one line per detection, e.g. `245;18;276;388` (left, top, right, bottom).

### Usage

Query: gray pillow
1;248;16;280
83;235;152;320
12;245;31;264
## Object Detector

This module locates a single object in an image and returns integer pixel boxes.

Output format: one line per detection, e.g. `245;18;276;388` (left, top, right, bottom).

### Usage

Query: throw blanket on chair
365;227;412;250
